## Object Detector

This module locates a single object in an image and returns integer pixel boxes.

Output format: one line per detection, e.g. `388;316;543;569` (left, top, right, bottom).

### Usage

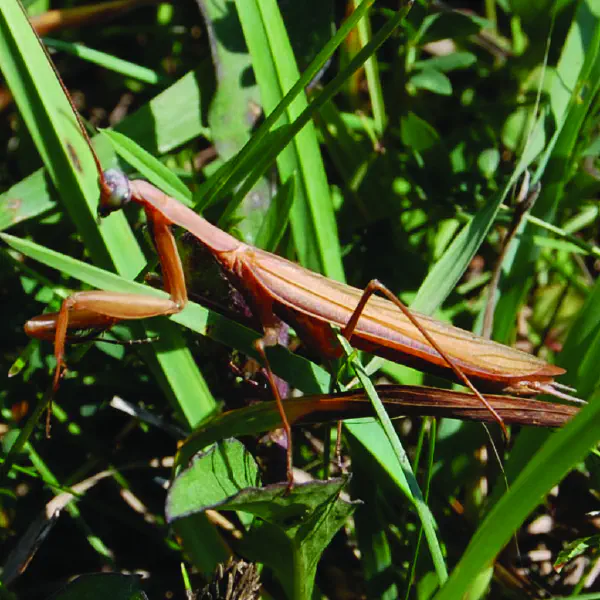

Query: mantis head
98;169;132;217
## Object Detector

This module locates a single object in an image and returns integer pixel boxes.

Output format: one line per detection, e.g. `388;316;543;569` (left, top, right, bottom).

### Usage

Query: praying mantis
11;0;578;487
24;158;578;483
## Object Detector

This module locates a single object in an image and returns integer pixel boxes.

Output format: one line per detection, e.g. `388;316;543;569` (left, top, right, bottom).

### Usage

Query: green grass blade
559;277;600;398
101;129;192;205
253;175;295;252
412;189;506;315
338;336;448;585
0;0;143;277
235;0;344;279
351;0;386;133
44;38;168;85
0;0;215;430
435;396;600;599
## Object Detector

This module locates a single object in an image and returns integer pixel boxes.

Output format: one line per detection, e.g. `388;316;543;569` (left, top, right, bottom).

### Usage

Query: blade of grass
1;1;216;433
351;0;386;133
254;176;295;252
435;394;600;599
338;335;448;586
101;129;192;205
234;0;343;279
44;37;168;85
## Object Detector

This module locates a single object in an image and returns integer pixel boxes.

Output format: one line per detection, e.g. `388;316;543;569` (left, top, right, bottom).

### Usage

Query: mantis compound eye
98;169;132;217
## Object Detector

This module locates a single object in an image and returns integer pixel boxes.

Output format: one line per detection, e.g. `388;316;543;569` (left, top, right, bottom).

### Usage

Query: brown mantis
14;0;577;484
25;150;578;483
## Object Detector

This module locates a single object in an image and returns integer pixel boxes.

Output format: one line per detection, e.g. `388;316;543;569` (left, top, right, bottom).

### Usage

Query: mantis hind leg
341;279;509;439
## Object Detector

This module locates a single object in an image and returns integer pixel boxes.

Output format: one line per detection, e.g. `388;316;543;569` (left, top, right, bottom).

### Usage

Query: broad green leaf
167;439;261;515
408;69;452;95
167;439;356;600
413;52;477;72
477;148;501;179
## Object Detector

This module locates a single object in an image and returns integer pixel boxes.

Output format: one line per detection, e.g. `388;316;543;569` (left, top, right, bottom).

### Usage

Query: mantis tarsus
25;162;578;483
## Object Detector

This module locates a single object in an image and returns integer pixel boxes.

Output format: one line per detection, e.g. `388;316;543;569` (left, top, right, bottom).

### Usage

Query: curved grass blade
101;129;192;205
337;335;448;585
